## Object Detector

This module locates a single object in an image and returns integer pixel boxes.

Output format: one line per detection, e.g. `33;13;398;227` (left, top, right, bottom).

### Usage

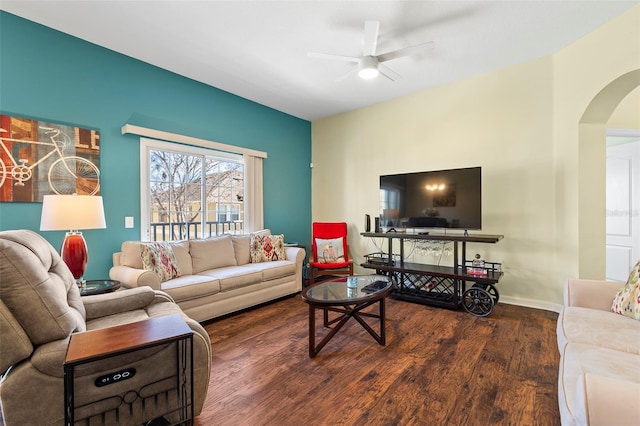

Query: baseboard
499;295;562;313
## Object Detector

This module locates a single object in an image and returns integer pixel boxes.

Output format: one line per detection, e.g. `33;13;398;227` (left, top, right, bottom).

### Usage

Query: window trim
123;124;267;158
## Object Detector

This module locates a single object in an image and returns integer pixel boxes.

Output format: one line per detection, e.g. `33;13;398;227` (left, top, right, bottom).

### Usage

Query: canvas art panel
0;114;100;202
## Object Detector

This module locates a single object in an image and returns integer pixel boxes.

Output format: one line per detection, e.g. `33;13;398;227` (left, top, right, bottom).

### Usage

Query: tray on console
364;252;400;266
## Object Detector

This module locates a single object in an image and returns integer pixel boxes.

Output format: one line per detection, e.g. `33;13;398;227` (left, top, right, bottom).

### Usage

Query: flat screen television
379;166;482;231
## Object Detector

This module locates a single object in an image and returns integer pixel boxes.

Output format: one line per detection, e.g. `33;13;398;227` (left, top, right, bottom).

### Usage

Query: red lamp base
61;232;88;283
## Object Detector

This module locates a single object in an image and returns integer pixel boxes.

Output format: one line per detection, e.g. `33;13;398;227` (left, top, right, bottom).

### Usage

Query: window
141;138;246;241
380;188;400;214
380;187;400;227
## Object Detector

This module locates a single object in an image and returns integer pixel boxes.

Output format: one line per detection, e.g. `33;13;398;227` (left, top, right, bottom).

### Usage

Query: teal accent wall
0;12;311;279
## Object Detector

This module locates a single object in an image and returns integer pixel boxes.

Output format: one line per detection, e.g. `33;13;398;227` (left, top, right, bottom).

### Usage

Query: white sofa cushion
557;306;640;354
231;235;251;265
198;266;263;292
246;260;297;281
574;371;640;426
190;235;237;273
160;274;221;302
171;241;192;275
558;342;640;426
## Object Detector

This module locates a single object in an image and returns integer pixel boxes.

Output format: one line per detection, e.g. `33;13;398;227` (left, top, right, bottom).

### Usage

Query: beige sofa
109;232;305;322
0;229;211;426
556;278;640;425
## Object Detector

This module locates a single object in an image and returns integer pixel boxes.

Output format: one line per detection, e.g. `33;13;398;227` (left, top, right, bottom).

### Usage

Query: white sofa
556;278;640;425
109;233;305;322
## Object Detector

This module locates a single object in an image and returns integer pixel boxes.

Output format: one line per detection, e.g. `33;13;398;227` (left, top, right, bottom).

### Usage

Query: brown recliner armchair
0;229;211;425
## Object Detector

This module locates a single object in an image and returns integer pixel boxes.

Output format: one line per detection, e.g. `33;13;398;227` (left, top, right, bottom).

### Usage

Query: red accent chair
309;222;354;285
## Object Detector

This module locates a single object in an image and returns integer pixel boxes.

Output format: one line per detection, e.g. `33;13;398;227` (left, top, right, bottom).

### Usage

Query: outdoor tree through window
146;145;244;241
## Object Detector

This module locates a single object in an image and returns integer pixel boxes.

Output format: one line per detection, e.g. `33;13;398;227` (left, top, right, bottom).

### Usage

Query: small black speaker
374;217;380;233
365;214;371;232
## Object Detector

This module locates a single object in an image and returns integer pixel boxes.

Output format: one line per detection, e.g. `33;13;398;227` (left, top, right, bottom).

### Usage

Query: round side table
80;279;121;296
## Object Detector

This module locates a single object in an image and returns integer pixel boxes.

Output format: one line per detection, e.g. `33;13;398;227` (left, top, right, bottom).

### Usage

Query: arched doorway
606;128;640;280
578;69;640;278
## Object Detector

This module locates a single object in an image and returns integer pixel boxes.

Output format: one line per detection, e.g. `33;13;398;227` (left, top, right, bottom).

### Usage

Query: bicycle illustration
0;126;100;196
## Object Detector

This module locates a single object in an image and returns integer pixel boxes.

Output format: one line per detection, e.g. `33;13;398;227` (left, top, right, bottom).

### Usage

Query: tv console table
360;232;504;316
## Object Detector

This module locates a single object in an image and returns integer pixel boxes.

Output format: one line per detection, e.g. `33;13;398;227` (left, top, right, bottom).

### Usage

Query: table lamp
40;194;106;285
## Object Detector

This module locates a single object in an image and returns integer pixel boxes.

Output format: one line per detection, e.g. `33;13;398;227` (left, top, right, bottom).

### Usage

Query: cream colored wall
553;5;640;282
609;86;640;129
312;5;640;309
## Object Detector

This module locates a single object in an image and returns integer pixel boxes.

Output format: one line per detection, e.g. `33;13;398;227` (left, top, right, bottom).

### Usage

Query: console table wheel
462;287;494;317
472;282;499;304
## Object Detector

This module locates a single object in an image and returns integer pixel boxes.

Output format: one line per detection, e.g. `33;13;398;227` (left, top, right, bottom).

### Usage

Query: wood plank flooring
195;295;560;426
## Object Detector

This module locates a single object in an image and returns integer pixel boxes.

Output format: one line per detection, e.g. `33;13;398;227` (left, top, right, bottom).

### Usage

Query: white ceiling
2;1;638;121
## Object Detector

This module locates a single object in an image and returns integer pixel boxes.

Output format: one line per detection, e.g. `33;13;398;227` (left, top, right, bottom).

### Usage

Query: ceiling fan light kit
358;56;379;79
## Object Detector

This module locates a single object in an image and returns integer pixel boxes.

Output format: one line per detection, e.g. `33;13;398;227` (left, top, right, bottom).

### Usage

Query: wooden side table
64;314;194;425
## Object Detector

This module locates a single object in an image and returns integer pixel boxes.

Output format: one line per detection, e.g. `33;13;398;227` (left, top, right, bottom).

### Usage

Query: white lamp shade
40;195;106;231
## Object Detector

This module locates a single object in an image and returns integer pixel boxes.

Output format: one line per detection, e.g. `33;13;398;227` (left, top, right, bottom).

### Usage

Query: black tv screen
379;167;482;230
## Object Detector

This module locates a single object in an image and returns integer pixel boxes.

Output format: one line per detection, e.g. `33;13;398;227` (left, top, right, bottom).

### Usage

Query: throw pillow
140;242;181;282
611;259;640;320
190;235;237;273
250;234;286;263
315;237;345;263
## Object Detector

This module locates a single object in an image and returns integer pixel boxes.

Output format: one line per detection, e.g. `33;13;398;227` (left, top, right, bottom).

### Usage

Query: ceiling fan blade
308;51;360;63
363;20;379;56
378;64;401;82
335;67;358;83
377;41;435;63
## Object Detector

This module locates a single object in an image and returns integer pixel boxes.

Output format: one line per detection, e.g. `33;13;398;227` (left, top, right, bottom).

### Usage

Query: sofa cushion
557;306;640;355
170;241;193;275
611;259;640;319
160;275;221;303
246;260;297;281
558;343;640;425
250;234;286;263
198;266;263;292
141;242;181;282
120;241;145;269
190;235;237;273
231;235;251;266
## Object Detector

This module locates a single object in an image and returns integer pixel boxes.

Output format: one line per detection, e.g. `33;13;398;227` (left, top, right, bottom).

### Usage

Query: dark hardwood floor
196;295;560;426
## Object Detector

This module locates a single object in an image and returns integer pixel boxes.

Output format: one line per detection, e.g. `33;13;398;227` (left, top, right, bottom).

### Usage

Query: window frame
140;137;244;241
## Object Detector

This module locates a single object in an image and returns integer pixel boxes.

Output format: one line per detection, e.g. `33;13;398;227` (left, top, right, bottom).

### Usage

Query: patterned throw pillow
250;234;286;263
315;237;345;263
611;259;640;320
140;242;181;282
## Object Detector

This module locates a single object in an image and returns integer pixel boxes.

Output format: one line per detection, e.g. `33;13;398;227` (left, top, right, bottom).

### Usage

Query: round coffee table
301;275;395;358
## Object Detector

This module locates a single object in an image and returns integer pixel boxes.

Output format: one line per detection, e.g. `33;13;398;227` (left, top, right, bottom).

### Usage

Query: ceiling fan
308;20;434;82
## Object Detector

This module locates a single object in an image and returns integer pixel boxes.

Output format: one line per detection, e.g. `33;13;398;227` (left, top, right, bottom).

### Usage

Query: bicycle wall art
0;114;101;202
